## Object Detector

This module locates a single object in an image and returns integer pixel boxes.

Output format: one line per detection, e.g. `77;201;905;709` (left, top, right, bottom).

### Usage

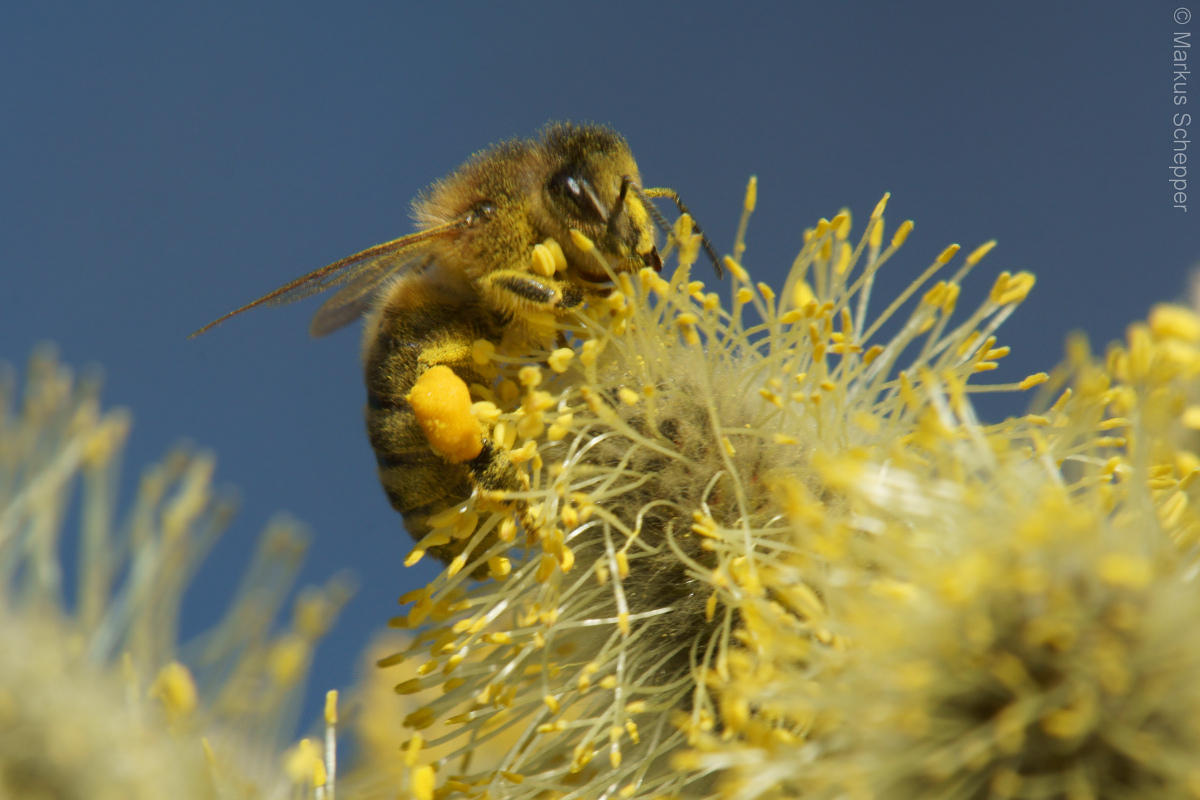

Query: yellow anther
518;365;543;387
935;243;961;265
471;338;497;365
412;765;436;800
869;216;885;249
531;243;556;276
548;347;575;372
891;220;914;247
723;256;750;282
831;241;851;275
1019;372;1049;390
965;239;997;266
743;176;757;212
150;661;198;720
569;229;595;253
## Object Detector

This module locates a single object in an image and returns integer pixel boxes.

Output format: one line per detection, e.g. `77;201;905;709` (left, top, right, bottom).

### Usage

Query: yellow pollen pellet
531;243;556;276
618;387;640;406
548;347;575;372
408;366;484;463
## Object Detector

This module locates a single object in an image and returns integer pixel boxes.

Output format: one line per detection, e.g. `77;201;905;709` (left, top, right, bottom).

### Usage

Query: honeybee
193;123;719;567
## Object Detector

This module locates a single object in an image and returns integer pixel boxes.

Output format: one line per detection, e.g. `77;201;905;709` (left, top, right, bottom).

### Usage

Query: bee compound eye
549;168;606;224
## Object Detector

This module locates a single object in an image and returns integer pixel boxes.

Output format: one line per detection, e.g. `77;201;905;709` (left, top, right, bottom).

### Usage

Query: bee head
541;124;662;282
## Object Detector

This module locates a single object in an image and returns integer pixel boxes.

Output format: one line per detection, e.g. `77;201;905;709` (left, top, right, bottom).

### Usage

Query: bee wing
308;250;436;337
190;219;463;338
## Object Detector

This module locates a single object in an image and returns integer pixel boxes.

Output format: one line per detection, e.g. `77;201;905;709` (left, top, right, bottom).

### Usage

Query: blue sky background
4;3;1198;734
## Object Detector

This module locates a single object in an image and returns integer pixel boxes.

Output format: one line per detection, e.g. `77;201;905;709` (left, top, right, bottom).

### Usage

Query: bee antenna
631;184;724;279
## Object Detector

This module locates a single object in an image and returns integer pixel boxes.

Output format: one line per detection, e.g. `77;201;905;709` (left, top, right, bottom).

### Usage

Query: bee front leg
479;269;585;316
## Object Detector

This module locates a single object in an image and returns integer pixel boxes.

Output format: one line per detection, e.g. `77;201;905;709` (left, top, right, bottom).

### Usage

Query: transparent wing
309;251;436;337
189;219;463;338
